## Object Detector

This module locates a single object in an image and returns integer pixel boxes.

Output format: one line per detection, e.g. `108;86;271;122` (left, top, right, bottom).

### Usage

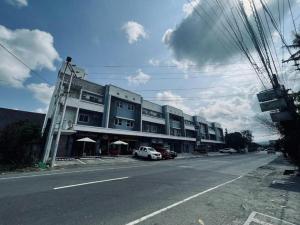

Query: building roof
0;108;45;130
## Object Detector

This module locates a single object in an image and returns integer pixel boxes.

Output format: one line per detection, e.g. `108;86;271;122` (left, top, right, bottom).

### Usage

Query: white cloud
153;61;280;142
122;21;148;44
182;0;200;16
127;69;151;85
27;83;54;105
156;91;193;115
148;58;160;66
6;0;28;7
162;29;173;45
170;59;194;71
163;0;296;68
35;106;49;114
158;0;299;142
0;25;60;88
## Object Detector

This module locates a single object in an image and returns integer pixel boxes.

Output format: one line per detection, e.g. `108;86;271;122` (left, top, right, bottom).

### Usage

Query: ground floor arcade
55;131;196;158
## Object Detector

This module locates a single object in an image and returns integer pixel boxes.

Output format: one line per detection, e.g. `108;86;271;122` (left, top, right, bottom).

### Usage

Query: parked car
219;148;237;154
155;147;173;159
133;146;162;160
168;150;177;158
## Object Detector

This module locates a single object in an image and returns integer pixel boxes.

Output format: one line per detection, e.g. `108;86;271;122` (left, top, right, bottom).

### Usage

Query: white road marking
53;176;129;190
125;176;242;225
243;211;296;225
198;218;205;225
76;159;86;165
243;212;258;225
0;164;153;181
178;165;194;168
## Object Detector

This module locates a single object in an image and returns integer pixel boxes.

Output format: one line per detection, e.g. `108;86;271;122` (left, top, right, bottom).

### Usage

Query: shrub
0;120;42;167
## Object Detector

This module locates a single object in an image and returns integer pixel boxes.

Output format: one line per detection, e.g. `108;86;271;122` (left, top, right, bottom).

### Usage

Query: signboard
270;111;293;122
257;89;283;102
259;98;287;112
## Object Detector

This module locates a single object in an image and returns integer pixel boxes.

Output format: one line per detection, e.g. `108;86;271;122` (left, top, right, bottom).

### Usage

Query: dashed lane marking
53;176;129;190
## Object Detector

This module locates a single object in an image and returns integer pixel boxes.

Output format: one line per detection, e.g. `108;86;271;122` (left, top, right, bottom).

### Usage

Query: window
151;126;157;133
114;118;122;126
81;91;103;104
185;120;194;126
128;104;134;111
117;101;123;108
126;120;134;127
78;114;89;123
142;108;162;118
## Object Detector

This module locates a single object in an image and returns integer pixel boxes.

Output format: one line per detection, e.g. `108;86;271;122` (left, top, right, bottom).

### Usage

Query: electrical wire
0;42;51;84
288;0;298;34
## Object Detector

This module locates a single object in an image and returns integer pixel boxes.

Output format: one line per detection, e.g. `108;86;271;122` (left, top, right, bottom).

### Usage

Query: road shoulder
137;156;300;225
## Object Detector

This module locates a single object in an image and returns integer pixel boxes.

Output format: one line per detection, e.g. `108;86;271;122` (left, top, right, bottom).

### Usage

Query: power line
0;42;51;84
87;73;258;81
214;0;269;89
83;61;252;68
287;0;298;34
144;92;257;101
133;82;258;92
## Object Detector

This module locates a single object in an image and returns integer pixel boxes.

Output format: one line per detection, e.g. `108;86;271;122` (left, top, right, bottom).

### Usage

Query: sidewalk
54;152;229;166
54;155;138;167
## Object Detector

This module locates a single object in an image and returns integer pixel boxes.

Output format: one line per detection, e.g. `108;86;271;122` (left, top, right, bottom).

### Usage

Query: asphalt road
0;152;277;225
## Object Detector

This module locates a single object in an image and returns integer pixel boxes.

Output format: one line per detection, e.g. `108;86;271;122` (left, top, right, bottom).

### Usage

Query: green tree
241;130;253;146
225;132;245;150
0;120;42;167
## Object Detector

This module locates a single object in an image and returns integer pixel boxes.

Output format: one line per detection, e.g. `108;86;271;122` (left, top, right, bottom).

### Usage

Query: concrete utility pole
50;57;75;167
42;57;72;164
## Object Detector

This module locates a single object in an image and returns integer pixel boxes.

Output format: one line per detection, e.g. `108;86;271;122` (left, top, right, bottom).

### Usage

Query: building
194;116;225;152
42;62;225;159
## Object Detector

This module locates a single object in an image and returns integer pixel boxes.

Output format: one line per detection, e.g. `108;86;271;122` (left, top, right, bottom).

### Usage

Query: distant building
42;63;225;158
0;107;45;130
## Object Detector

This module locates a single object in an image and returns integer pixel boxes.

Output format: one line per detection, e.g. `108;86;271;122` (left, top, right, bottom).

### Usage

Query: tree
225;132;245;150
241;130;253;146
280;33;300;169
0;120;42;167
283;33;300;69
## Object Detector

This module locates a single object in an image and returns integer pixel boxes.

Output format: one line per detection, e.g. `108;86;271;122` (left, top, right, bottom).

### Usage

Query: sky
0;0;299;142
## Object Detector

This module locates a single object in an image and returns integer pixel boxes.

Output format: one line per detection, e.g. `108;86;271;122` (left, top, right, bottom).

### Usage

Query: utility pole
50;57;75;167
42;57;72;164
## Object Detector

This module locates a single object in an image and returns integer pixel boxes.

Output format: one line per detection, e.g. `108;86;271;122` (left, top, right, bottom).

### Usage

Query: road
0;152;277;225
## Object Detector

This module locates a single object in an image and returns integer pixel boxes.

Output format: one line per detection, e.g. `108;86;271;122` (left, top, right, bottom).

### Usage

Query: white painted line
125;176;242;225
243;211;257;225
243;211;297;225
53;176;129;190
0;164;153;181
76;159;87;165
255;211;296;225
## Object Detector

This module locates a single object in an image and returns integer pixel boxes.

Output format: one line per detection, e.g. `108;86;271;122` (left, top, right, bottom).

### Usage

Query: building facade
42;63;225;159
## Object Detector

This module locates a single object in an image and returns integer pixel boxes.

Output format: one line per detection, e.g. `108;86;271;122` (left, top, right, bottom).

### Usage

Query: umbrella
111;140;128;145
76;137;96;156
110;140;128;155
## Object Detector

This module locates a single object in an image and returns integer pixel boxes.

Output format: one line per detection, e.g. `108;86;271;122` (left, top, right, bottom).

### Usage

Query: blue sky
0;0;299;141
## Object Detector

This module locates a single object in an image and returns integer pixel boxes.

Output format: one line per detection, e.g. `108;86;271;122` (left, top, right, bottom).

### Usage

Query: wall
108;96;141;131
